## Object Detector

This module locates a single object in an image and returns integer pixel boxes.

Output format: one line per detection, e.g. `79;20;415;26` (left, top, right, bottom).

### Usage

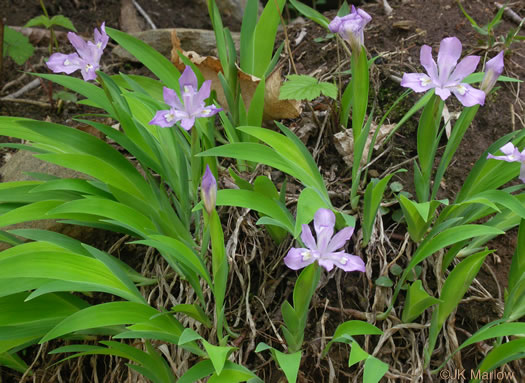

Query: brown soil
0;0;524;382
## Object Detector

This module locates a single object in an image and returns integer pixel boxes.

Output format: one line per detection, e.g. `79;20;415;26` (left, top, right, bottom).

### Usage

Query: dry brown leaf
333;123;395;167
170;29;301;121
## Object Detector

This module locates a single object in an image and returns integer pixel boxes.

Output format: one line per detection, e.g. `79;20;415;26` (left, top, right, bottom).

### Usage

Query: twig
495;2;524;25
0;97;50;107
2;78;41;99
132;0;157;29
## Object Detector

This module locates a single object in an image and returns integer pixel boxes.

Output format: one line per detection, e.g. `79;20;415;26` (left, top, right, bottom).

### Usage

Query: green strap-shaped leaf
289;0;330;29
0;251;141;302
362;175;395;247
215;189;295;234
106;28;180;90
425;249;491;366
48;197;156;237
41;302;161;343
379;225;503;319
250;0;286;77
471;338;525;383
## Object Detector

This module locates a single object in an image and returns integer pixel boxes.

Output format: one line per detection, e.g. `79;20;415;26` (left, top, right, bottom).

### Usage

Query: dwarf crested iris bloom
487;143;525;183
328;5;372;48
401;37;486;107
47;23;108;82
284;208;366;272
481;51;504;93
149;66;222;130
201;165;217;214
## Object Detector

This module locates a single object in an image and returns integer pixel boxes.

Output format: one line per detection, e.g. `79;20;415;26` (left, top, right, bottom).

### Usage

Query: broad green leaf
279;75;337;101
402;280;441;322
348;341;369;367
255;343;301;383
272;349;301;383
375;276;393;287
201;340;236;376
323;320;382;356
363;356;389;383
24;15;51;28
3;26;34;65
49;15;76;31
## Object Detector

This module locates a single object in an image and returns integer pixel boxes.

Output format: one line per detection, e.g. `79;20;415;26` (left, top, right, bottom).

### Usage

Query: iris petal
420;45;438;81
284;248;316;270
437;37;462;85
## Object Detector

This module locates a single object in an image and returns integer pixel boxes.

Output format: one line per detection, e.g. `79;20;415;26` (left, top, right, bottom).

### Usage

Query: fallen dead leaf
170;29;302;121
333;123;395;167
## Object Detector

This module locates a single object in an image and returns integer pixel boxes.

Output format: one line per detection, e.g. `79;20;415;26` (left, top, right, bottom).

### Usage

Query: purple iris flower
401;37;486;107
46;23;108;82
481;51;504;93
149;66;222;130
284;208;366;273
328;5;372;48
201;165;217;214
487;143;525;183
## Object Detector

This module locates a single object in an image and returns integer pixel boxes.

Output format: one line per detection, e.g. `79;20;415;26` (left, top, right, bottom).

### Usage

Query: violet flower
401;37;486;107
487;143;525;183
46;23;108;82
481;51;504;94
328;5;372;48
201;165;217;214
284;208;366;273
149;66;222;130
